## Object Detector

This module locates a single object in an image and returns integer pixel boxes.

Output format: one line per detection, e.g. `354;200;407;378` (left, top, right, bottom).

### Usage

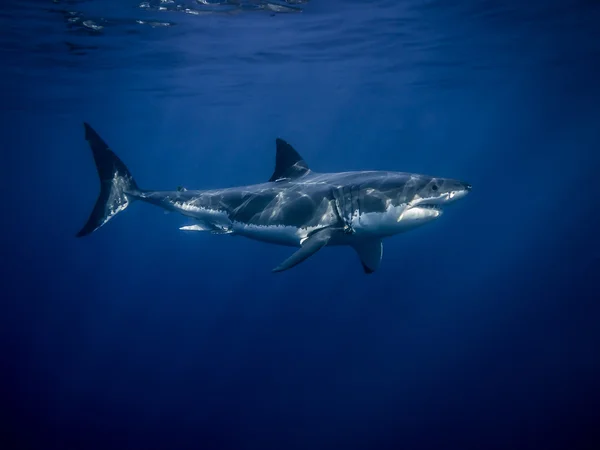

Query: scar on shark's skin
77;123;471;273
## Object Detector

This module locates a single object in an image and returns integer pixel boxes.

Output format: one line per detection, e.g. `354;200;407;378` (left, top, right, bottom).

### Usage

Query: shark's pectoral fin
272;228;333;273
352;239;383;274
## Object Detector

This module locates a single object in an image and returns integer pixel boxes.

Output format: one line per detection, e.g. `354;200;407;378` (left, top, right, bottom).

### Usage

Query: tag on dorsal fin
352;239;383;274
272;227;332;273
268;138;310;182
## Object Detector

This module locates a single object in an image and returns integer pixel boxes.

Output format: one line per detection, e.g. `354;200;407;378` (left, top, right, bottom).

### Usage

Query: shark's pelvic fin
179;223;232;235
179;224;210;232
352;239;383;274
268;138;310;182
76;122;139;237
272;227;332;273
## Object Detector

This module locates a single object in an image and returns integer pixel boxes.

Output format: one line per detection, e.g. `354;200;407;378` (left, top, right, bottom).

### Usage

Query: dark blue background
2;1;599;449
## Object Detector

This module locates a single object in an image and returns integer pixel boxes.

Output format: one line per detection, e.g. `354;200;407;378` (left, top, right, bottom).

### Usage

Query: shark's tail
76;122;140;237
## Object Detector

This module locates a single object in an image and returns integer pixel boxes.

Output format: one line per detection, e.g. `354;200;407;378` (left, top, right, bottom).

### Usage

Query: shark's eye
432;184;438;191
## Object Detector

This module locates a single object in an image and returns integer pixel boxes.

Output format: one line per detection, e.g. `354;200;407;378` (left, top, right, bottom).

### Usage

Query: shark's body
78;123;471;273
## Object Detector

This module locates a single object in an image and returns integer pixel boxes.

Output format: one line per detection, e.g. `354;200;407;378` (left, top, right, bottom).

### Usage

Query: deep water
2;1;600;449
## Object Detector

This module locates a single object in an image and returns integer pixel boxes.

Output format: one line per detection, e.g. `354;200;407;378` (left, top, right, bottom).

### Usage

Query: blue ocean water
2;0;600;449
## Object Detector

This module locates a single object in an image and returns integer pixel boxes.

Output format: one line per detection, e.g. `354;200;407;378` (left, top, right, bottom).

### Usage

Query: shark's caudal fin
76;123;139;237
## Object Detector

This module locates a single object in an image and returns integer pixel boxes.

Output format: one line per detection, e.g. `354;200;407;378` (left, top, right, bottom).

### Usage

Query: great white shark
77;123;471;273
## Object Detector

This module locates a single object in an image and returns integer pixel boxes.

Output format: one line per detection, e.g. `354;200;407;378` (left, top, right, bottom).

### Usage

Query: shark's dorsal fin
268;138;310;182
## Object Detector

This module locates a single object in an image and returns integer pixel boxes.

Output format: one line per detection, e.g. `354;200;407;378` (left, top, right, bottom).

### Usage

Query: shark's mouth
412;203;442;211
397;202;443;222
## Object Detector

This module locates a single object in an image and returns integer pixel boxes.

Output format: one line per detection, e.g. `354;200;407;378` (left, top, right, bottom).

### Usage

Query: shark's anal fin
269;138;310;182
352;239;383;274
272;228;332;273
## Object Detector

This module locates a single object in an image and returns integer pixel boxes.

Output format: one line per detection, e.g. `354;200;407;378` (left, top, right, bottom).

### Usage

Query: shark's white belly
178;200;442;246
231;222;319;247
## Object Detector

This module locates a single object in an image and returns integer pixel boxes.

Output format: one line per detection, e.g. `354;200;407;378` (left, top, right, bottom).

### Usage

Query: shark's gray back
179;170;428;230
